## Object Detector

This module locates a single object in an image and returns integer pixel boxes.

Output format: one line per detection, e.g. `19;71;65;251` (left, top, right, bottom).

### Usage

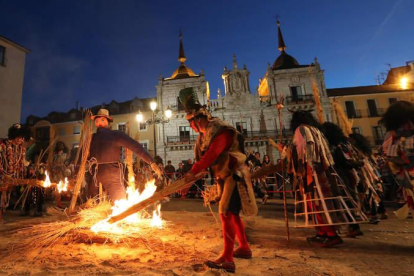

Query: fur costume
194;118;257;216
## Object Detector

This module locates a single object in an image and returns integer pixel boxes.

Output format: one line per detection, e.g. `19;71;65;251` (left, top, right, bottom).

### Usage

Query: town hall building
154;22;332;166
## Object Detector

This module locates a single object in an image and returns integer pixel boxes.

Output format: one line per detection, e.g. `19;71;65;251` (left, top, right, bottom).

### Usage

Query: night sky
1;0;413;121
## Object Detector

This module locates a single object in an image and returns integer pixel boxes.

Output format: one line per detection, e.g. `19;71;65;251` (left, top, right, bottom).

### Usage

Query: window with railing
286;94;314;105
367;99;379;117
290;86;304;101
345;101;360;118
179;126;191;142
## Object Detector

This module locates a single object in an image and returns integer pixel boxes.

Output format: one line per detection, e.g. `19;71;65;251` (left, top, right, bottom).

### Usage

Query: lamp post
138;101;172;158
135;112;144;170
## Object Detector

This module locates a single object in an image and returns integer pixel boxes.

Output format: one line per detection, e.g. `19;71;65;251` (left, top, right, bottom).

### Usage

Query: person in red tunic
179;88;257;273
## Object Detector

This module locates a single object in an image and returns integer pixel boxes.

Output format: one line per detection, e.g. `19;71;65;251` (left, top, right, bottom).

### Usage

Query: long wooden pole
276;97;290;243
108;173;205;224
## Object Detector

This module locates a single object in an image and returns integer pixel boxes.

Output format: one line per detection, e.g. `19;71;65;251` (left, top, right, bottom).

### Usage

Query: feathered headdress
178;87;211;120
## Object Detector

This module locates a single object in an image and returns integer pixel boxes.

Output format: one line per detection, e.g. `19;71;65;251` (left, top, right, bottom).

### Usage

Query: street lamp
135;111;143;123
142;102;172;157
400;77;408;90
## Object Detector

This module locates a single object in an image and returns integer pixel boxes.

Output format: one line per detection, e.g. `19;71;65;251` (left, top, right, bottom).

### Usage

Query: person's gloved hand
150;162;162;178
184;171;197;183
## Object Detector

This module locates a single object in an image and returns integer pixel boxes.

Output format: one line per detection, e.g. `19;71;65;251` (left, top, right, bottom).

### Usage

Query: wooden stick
276;97;290;243
126;123;135;190
108;173;205;224
99;182;103;199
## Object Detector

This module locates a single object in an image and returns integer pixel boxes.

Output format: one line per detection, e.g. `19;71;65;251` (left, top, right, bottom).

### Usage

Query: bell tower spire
232;54;238;69
178;31;186;64
277;20;286;52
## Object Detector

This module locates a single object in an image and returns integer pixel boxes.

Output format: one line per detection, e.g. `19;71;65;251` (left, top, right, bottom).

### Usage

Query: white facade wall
154;57;332;167
0;37;28;138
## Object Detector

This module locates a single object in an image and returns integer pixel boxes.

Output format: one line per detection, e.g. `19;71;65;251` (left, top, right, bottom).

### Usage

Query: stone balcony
285;94;315;105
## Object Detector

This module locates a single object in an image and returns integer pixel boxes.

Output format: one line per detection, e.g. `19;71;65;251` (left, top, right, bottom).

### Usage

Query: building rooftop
271;21;309;71
0;35;30;53
383;65;412;85
165;33;199;80
26;97;156;126
327;83;413;97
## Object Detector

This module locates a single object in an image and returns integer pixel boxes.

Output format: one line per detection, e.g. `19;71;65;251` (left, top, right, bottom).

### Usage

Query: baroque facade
156;22;332;166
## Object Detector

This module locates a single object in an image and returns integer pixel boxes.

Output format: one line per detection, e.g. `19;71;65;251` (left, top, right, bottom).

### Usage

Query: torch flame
91;179;164;234
43;171;52;188
57;177;68;193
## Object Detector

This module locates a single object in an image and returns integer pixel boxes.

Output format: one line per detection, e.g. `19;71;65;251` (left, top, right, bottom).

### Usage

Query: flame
128;175;135;190
57;177;68;193
151;204;163;228
43;171;51;188
91;179;164;234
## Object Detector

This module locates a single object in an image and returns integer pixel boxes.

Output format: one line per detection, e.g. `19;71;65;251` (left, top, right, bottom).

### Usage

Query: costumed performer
179;87;258;273
380;101;414;218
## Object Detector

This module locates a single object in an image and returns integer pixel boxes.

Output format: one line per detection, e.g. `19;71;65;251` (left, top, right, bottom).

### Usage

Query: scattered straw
1;198;191;261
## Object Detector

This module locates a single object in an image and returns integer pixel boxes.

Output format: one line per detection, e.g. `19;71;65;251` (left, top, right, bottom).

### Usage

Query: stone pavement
0;197;413;275
164;198;414;276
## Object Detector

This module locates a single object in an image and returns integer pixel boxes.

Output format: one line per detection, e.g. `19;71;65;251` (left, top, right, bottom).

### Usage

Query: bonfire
2;179;168;261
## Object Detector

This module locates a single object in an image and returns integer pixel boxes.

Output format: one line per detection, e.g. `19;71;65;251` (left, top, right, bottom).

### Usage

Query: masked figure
180;88;257;273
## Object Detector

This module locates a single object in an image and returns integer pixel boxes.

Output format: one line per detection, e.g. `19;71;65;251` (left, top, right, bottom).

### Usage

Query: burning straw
2;197;175;261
